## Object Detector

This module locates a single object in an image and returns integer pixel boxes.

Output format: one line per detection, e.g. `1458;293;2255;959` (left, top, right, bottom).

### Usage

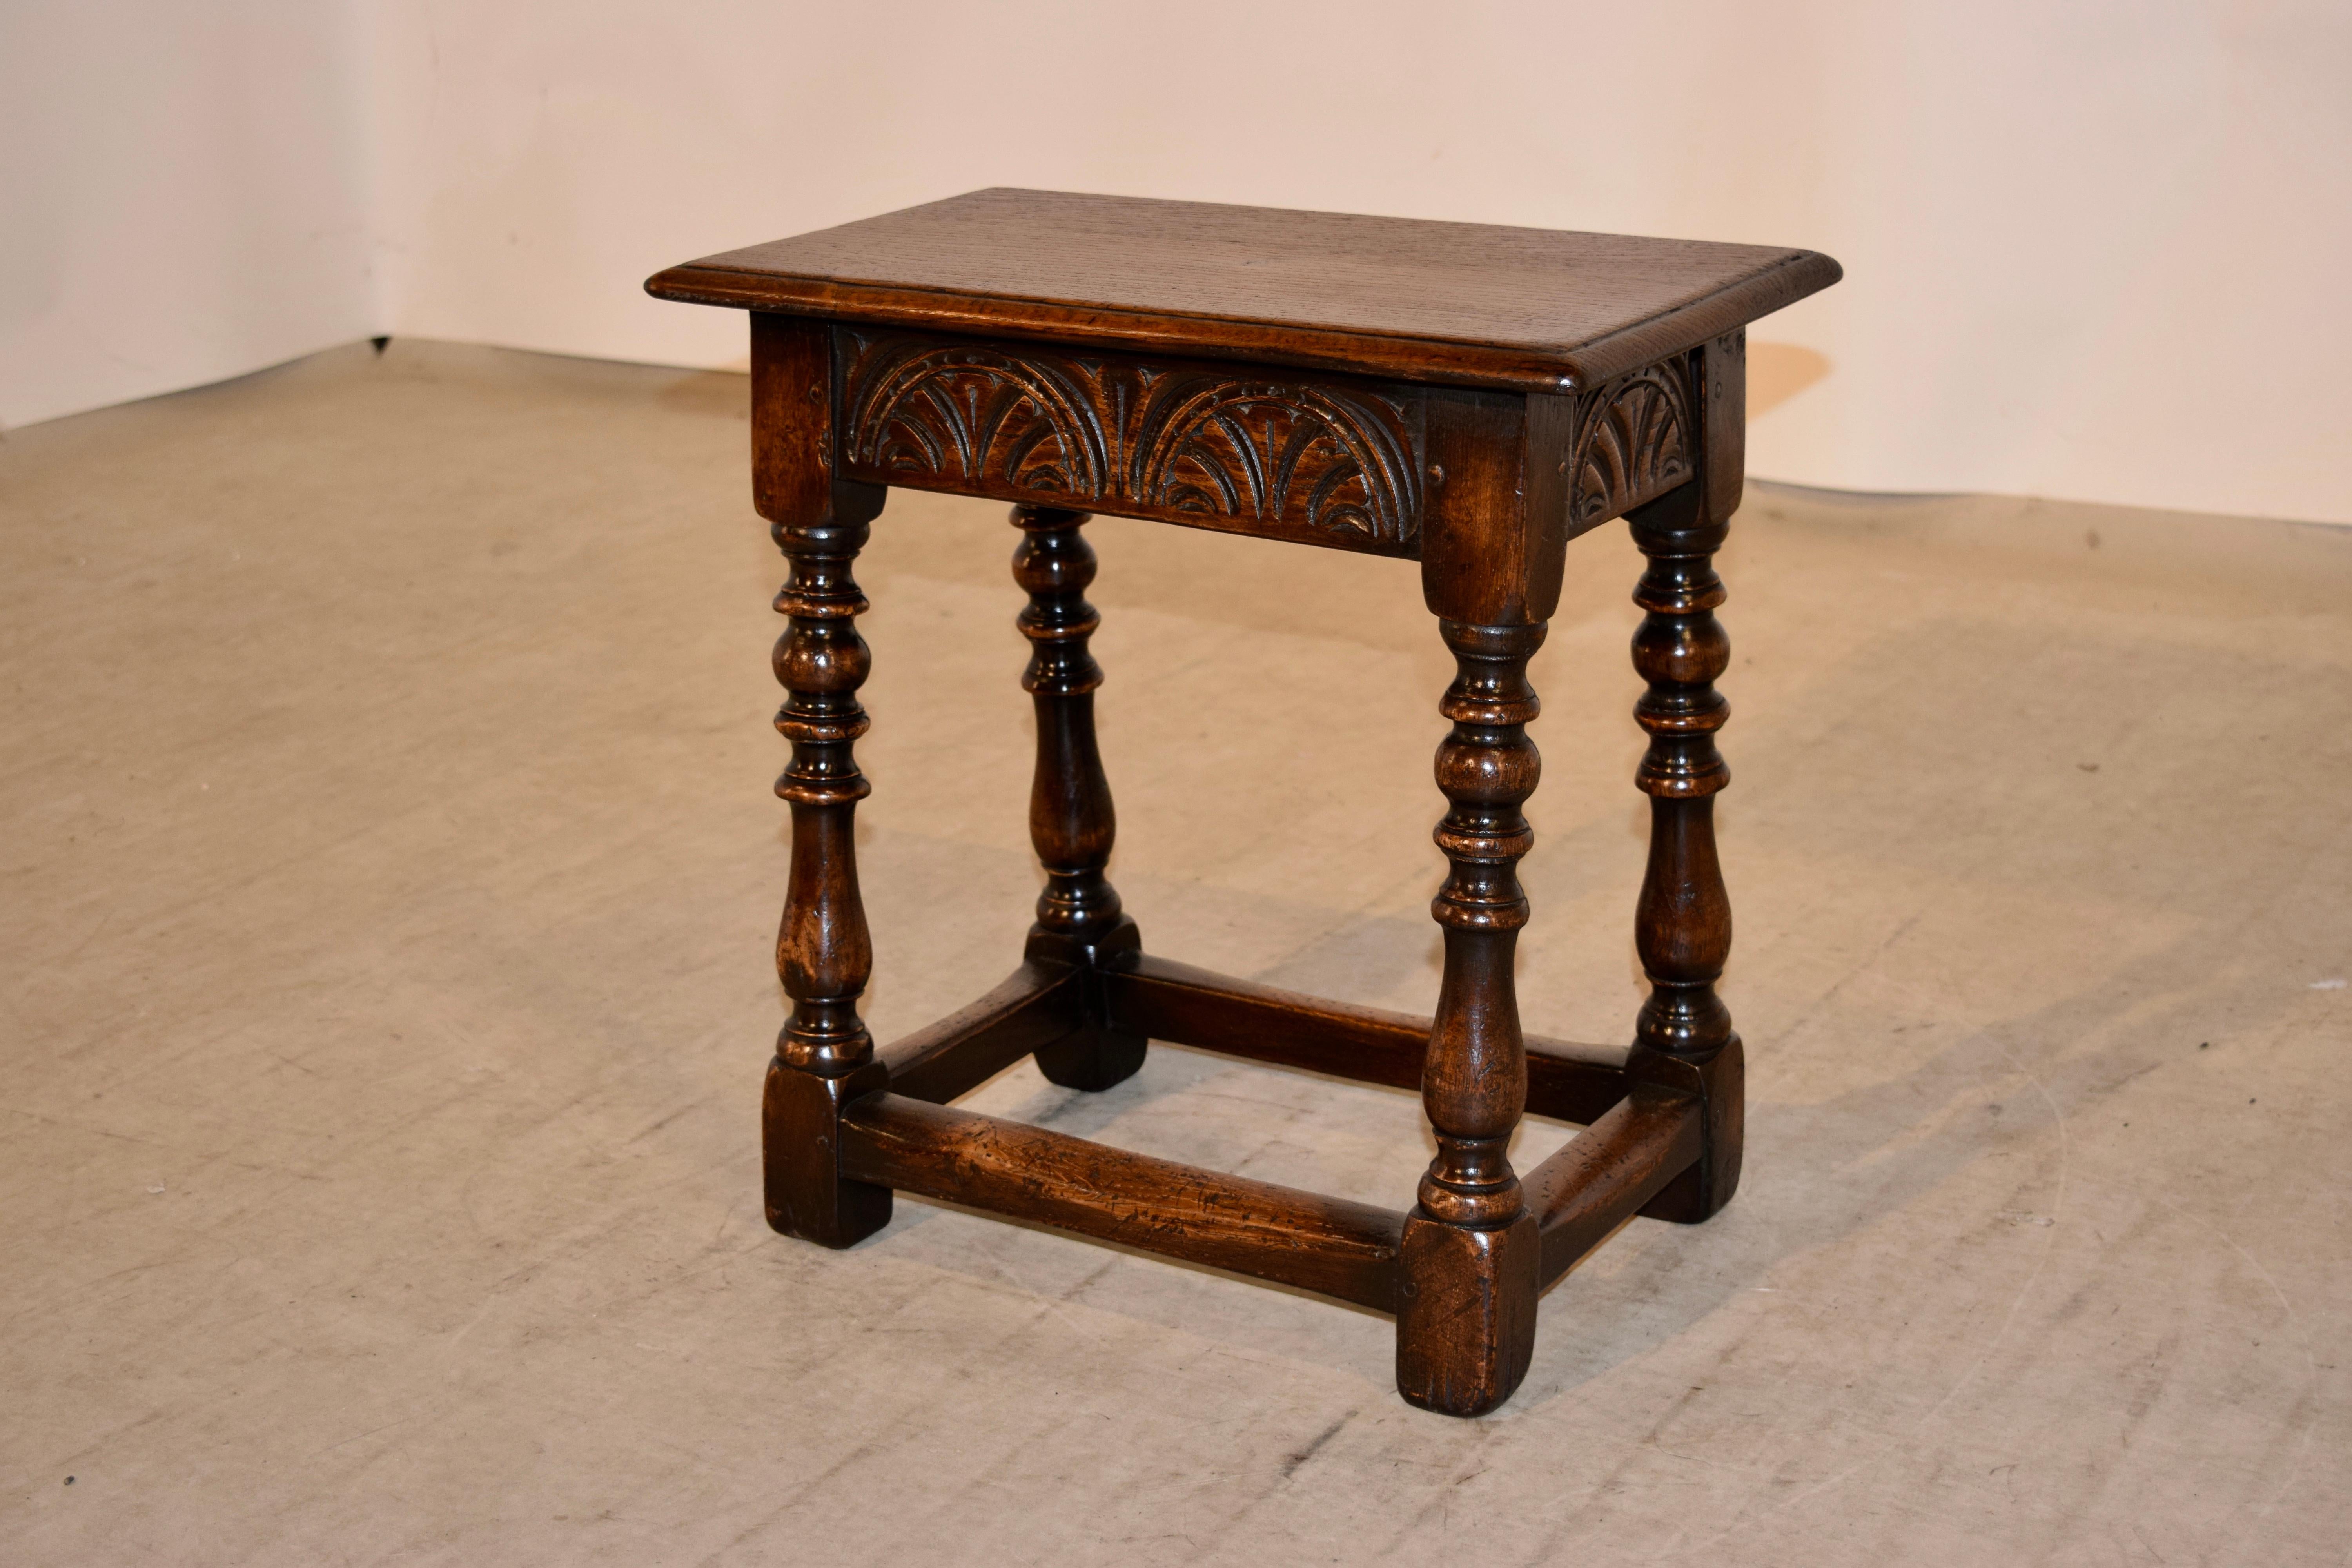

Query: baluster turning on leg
763;510;892;1247
1627;491;1744;1223
1012;505;1145;1091
1397;619;1545;1417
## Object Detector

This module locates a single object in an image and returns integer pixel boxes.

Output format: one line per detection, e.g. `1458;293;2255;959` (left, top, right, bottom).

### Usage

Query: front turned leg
1626;492;1744;1223
1011;505;1145;1091
1396;620;1544;1418
764;508;892;1247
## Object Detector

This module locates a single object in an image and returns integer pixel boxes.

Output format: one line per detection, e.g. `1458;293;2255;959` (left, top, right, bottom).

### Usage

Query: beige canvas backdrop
5;0;2350;522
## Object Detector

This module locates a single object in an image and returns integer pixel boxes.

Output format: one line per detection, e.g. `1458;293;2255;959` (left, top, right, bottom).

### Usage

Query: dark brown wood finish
1525;1089;1704;1286
878;960;1085;1105
649;188;1838;393
840;332;1428;557
1009;504;1149;1090
1101;953;1628;1125
1624;457;1745;1225
1011;503;1125;954
833;322;1714;561
1395;617;1547;1415
652;191;1837;1418
753;313;893;1248
839;1094;1403;1310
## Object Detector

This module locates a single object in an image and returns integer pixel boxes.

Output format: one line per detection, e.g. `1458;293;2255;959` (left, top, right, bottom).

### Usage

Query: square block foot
1630;1037;1743;1225
1395;1210;1539;1417
764;1058;891;1247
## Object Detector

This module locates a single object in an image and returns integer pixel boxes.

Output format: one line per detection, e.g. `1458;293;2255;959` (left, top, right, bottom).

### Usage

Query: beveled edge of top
646;189;1842;393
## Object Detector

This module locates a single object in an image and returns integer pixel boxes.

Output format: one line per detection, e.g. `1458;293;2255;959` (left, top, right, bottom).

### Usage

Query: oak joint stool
648;190;1839;1417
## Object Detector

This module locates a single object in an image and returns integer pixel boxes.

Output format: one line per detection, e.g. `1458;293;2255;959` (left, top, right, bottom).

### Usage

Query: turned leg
1011;505;1145;1091
1626;491;1744;1223
1396;619;1544;1417
763;506;893;1247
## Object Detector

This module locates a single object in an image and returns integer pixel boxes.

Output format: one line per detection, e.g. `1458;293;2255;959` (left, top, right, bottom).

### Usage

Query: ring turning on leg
1396;618;1546;1417
1012;505;1145;1090
763;506;893;1248
1626;490;1744;1223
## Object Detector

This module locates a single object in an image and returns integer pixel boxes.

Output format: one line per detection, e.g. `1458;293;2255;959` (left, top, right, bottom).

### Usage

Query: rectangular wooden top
646;189;1840;393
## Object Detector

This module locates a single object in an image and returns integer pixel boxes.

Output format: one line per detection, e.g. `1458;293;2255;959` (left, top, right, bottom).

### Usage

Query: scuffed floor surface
3;343;2347;1566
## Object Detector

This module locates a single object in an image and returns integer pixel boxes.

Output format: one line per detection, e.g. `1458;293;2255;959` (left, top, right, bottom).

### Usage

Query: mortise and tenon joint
648;189;1839;1417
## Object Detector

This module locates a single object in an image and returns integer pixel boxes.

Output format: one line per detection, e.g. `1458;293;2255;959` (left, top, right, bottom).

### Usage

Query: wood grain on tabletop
646;187;1841;390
